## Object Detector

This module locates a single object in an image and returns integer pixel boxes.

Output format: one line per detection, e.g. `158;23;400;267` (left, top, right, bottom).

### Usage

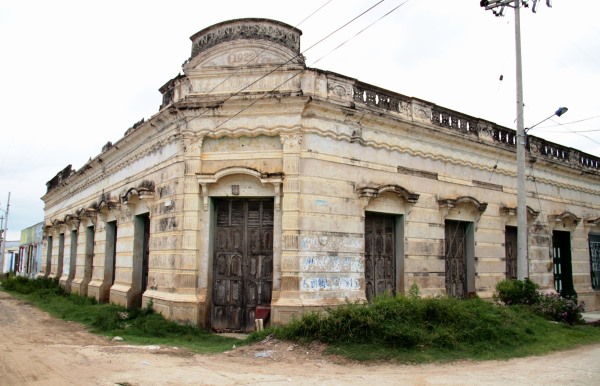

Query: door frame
444;219;475;298
198;168;282;330
364;211;404;300
210;198;274;331
552;230;576;298
589;233;600;290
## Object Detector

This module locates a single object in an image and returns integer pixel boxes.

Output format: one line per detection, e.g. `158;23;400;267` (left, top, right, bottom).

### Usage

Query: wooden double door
364;212;396;302
445;220;469;298
212;198;274;331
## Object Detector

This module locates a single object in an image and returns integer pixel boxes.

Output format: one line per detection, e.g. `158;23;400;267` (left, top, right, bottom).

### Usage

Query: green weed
1;275;239;354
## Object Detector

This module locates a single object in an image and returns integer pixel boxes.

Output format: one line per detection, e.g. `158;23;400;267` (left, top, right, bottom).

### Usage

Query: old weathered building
18;222;43;278
41;18;600;331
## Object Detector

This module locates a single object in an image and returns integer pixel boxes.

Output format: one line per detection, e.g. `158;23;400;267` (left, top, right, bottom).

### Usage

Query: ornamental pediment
184;18;305;72
185;41;303;71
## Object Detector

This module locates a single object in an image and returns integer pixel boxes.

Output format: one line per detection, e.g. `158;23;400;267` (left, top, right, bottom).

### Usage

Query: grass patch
249;295;600;363
0;275;239;354
4;276;600;363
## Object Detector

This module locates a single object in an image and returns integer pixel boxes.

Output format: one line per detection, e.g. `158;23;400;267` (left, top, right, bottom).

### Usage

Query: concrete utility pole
480;0;554;280
0;192;10;274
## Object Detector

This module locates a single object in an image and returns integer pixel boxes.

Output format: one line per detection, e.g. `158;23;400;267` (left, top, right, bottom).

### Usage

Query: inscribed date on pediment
201;49;287;68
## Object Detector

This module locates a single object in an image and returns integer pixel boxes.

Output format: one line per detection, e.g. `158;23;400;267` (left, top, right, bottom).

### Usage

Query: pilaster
272;132;302;323
110;205;135;307
87;218;108;301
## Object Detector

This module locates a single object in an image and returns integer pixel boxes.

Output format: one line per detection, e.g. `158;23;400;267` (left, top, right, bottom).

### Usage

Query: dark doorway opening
589;234;600;290
553;230;576;298
505;226;518;279
132;213;150;308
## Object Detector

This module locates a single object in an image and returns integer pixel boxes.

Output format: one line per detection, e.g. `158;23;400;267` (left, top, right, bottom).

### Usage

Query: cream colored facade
42;18;600;329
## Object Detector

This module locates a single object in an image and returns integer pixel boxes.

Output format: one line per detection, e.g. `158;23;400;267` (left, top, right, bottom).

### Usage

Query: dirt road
1;291;600;385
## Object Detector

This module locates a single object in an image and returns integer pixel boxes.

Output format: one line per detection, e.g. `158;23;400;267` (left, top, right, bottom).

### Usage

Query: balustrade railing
431;107;478;135
350;80;600;173
352;83;410;114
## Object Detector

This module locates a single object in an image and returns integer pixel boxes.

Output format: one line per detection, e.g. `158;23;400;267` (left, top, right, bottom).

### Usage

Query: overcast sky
1;0;599;240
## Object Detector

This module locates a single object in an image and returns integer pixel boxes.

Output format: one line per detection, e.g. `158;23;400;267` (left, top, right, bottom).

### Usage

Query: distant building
2;240;20;273
17;222;43;278
41;18;600;331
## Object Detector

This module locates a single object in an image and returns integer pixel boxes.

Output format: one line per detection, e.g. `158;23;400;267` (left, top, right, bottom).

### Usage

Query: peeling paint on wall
301;276;360;291
300;235;363;252
301;255;363;272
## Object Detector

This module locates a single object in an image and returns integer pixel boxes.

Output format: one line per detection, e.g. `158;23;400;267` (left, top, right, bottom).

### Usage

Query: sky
0;0;599;240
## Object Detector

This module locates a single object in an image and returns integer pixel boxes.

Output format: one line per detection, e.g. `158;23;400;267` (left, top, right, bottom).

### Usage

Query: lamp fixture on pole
525;107;568;134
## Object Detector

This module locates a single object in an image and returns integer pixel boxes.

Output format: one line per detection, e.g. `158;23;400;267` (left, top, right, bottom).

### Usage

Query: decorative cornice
197;166;283;211
585;217;600;227
438;196;488;213
357;184;419;203
548;211;581;226
301;124;600;196
499;205;540;220
44;131;179;206
189;18;302;59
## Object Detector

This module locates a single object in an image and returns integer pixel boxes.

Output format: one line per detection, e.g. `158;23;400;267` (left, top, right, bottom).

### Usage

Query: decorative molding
585;217;600;228
548;211;581;226
280;132;303;151
357;184;419;203
438;196;488;213
122;182;156;206
397;165;438;180
301;125;600;196
190;19;302;58
197;166;283;211
472;179;503;192
499;205;540;221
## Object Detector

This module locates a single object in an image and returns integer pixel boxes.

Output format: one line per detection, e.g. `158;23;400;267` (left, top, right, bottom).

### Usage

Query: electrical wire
534;115;600;131
98;0;392;176
48;0;395;215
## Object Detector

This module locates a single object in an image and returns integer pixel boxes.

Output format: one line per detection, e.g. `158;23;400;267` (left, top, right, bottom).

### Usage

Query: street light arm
524;107;568;134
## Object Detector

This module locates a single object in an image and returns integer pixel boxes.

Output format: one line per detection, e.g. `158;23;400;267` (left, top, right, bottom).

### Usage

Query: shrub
274;295;538;351
1;275;65;296
494;278;586;325
532;293;585;325
494;278;540;306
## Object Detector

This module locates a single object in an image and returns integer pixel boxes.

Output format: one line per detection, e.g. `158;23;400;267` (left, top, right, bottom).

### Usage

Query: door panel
365;213;396;302
505;226;518;279
445;220;467;298
212;199;273;331
590;235;600;290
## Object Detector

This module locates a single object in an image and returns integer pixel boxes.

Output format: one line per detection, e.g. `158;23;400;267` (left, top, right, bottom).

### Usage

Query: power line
97;0;390;174
310;0;411;67
534;120;600;147
48;0;396;215
534;115;600;130
200;0;411;137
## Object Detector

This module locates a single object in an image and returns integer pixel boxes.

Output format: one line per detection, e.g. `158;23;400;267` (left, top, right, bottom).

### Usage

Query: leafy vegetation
2;275;599;363
494;277;540;306
0;275;239;353
249;287;600;362
494;278;585;325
